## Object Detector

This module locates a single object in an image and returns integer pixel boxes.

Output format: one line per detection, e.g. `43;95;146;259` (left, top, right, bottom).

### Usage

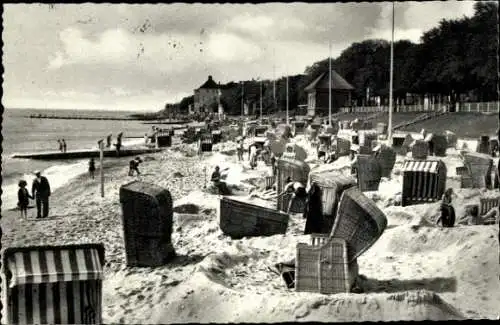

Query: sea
1;108;159;211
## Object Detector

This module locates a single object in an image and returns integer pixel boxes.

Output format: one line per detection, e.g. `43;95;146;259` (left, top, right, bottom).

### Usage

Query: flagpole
260;78;263;120
273;48;277;114
241;81;244;117
388;1;395;142
286;74;289;125
329;41;332;126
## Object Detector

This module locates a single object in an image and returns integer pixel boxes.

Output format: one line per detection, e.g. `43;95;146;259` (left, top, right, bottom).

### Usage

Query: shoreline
1;138;499;323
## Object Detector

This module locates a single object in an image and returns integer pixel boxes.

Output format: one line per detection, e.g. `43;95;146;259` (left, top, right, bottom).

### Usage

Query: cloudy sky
2;2;477;112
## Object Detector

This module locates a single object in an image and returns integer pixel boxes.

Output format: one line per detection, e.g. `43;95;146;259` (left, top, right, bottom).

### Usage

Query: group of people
17;171;51;219
57;139;67;153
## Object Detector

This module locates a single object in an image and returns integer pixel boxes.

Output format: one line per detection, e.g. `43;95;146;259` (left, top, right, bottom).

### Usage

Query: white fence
341;101;500;114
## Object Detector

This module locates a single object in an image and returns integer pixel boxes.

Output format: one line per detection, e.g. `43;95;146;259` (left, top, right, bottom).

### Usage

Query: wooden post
97;139;104;198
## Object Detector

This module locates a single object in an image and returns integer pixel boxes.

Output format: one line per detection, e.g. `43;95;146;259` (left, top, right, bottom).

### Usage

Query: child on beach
17;180;33;219
128;157;142;176
89;158;96;179
62;139;67;153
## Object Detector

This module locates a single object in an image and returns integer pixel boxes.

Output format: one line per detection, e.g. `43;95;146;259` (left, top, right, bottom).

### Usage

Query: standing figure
115;136;122;156
62;139;67;153
349;150;358;176
31;171;51;219
249;144;258;169
107;134;112;148
57;139;63;152
303;182;324;234
437;188;456;227
17;180;33;219
89;157;96;179
236;140;244;161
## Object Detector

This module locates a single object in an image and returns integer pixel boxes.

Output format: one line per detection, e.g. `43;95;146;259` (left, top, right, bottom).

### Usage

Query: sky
2;2;478;112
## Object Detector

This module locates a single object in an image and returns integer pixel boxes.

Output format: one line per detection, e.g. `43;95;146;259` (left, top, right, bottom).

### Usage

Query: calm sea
1;108;156;211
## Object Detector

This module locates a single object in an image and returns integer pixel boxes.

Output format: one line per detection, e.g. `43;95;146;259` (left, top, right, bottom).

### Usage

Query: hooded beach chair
2;243;105;325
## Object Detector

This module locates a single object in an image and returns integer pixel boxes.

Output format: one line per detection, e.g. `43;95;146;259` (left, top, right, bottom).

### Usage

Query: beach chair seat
295;237;358;294
480;196;500;218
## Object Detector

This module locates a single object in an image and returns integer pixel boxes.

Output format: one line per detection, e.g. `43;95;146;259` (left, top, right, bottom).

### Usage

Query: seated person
277;177;307;213
437;188;456;227
211;166;231;195
458;204;498;225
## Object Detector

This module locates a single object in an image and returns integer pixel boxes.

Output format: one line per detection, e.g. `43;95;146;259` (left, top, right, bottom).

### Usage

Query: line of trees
162;1;497;116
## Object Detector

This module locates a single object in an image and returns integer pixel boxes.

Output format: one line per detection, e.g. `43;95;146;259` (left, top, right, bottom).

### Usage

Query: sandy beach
2;136;499;323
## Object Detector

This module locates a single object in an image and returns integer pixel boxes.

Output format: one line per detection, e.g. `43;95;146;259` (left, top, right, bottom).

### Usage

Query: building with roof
193;75;221;113
304;69;354;116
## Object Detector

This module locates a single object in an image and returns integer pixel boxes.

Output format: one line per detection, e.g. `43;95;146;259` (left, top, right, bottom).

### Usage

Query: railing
340;101;499;114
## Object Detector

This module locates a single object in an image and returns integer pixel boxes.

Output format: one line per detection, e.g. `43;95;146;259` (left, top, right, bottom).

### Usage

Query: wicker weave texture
332;187;387;262
336;138;351;156
356;155;382;192
309;172;357;217
464;153;492;188
220;197;289;239
430;135;447;156
375;145;397;178
480;197;500;215
412;140;429;159
295;238;355;294
119;181;175;267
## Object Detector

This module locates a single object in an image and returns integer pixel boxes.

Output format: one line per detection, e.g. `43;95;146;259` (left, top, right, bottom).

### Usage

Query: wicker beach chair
331;187;388;262
463;152;493;188
375;145;397;178
219;196;289;239
412;140;429;160
476;135;490;155
480;196;500;217
295;237;359;294
276;158;310;213
402;159;447;206
119;181;176;267
356;154;382;191
309;171;357;234
429;134;448;157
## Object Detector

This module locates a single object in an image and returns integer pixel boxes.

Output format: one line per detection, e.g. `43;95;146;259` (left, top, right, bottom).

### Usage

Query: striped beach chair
402;159;447;207
2;243;105;325
480;196;500;217
265;175;275;190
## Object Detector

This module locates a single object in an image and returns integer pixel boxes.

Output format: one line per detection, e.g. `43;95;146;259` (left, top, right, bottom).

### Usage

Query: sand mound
151;273;464;323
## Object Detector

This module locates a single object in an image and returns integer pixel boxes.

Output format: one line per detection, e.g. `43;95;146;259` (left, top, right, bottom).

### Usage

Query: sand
1;135;499;323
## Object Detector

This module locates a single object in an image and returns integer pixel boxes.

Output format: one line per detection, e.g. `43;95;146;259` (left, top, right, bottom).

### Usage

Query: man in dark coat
32;171;51;218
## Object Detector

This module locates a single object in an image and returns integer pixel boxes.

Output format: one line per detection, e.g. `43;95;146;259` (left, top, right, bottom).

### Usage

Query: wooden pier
11;148;163;160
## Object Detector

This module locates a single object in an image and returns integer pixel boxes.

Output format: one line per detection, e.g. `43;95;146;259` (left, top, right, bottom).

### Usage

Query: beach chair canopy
403;160;442;174
3;244;105;288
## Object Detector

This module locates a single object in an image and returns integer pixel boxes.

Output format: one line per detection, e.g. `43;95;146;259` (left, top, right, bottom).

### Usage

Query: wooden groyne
26;114;135;121
11;148;163;160
142;120;189;125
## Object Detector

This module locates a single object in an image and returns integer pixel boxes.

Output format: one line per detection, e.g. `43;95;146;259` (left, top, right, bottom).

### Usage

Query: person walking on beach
128;157;142;176
17;180;33;219
58;139;63;152
31;171;51;219
89;157;96;179
62;139;67;153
